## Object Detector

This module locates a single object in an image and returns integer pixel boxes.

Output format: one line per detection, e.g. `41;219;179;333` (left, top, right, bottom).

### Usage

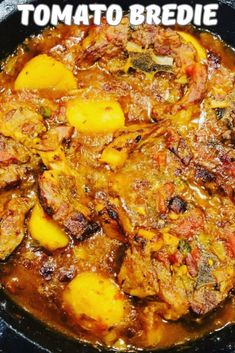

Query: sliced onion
126;41;142;53
152;55;174;66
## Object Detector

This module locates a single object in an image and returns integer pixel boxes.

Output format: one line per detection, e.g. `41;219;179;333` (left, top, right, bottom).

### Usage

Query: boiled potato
138;229;157;240
100;147;127;169
66;98;125;134
177;32;207;62
63;272;125;330
29;203;69;251
14;54;77;91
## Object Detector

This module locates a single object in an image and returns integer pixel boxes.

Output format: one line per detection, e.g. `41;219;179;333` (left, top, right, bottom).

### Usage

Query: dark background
0;0;234;352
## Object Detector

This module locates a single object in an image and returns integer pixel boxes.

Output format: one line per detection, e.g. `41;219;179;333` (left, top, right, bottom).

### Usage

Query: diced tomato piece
191;246;200;262
173;208;204;239
227;233;235;258
169;250;183;266
186;64;195;76
155;182;174;214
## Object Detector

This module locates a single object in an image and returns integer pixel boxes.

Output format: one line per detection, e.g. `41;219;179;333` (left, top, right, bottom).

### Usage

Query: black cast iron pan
0;0;234;352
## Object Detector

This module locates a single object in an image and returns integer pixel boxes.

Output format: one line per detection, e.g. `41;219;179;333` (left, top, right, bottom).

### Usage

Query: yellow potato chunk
138;229;157;240
29;203;69;251
100;147;127;169
14;54;77;91
177;31;207;62
66;98;125;134
63;272;125;330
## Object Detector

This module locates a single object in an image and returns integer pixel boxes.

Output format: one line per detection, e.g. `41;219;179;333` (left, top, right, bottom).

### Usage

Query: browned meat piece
97;205;127;243
167;196;187;214
175;63;208;109
0;165;28;190
0;134;29;165
76;19;128;68
0;134;36;190
119;236;233;320
118;243;189;320
190;287;224;315
131;26;181;53
109;128;192;232
0;101;46;146
34;126;74;151
155;261;189;320
0;134;30;165
0;197;33;260
192;138;235;202
38;170;99;240
118;245;159;298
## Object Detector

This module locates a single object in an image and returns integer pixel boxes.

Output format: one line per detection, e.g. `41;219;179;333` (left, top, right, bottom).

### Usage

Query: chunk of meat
175;63;208;109
0;134;36;190
0;102;46;146
118;244;189;320
0;197;33;260
0;165;28;190
167;196;187;214
34;126;74;151
97;205;127;243
118;245;159;298
0;134;30;166
0;134;29;165
77;20;128;68
190;286;224;315
131;26;181;53
155;261;189;320
188;247;234;315
38;170;99;240
109;128;185;231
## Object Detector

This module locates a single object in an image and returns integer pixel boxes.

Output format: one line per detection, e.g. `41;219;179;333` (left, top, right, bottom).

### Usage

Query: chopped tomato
155;182;174;214
173;208;204;239
186;64;195;76
169;250;183;266
227;233;235;258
